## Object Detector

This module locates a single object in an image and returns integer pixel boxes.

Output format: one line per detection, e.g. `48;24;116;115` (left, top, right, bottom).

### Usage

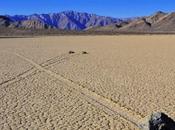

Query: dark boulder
140;112;175;130
82;51;88;54
68;51;75;54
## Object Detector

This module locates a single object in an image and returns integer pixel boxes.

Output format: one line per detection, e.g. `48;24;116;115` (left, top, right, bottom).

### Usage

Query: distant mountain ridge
90;11;175;32
0;16;15;27
1;10;175;34
6;11;122;30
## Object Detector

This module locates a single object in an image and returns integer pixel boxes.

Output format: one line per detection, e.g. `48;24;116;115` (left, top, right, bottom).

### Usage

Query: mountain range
1;11;122;30
1;10;175;34
91;11;175;33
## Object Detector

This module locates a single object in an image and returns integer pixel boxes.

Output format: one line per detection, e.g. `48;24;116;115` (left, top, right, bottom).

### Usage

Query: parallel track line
14;52;142;128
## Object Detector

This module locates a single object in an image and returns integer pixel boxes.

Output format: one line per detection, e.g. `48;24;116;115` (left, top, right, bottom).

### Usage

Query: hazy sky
1;0;175;17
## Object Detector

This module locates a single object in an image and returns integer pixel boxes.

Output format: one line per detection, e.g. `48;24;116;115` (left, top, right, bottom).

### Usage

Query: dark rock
149;112;175;130
82;51;88;54
140;112;175;130
69;51;75;54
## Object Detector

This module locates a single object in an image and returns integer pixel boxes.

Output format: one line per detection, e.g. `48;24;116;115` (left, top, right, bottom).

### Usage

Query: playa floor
1;35;175;130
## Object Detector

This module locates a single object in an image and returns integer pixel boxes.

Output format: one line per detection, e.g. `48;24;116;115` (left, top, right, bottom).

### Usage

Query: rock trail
0;51;79;87
12;52;143;128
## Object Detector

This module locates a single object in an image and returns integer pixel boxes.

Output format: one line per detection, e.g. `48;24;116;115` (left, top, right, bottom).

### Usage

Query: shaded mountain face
0;16;15;27
7;11;121;30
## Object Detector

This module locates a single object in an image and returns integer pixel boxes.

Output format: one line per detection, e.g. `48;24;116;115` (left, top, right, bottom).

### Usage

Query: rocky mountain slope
91;11;175;33
6;11;122;30
0;16;16;28
1;11;175;34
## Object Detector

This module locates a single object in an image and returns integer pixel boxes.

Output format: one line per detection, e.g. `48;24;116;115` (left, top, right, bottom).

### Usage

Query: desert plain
0;35;175;130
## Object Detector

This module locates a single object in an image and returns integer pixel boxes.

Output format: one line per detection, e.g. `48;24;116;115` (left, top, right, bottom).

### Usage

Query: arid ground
0;35;175;130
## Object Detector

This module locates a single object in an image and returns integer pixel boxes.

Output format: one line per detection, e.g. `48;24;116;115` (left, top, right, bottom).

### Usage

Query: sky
1;0;175;18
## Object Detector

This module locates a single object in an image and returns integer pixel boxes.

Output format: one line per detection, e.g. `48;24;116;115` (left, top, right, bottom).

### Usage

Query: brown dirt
1;35;175;129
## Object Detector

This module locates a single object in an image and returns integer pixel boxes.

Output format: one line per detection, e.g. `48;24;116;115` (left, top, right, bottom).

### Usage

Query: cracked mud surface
0;52;33;85
0;72;137;130
1;36;175;129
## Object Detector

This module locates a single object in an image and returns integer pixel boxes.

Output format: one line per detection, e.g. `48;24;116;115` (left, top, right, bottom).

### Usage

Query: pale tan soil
1;71;137;130
0;35;175;129
0;52;33;85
